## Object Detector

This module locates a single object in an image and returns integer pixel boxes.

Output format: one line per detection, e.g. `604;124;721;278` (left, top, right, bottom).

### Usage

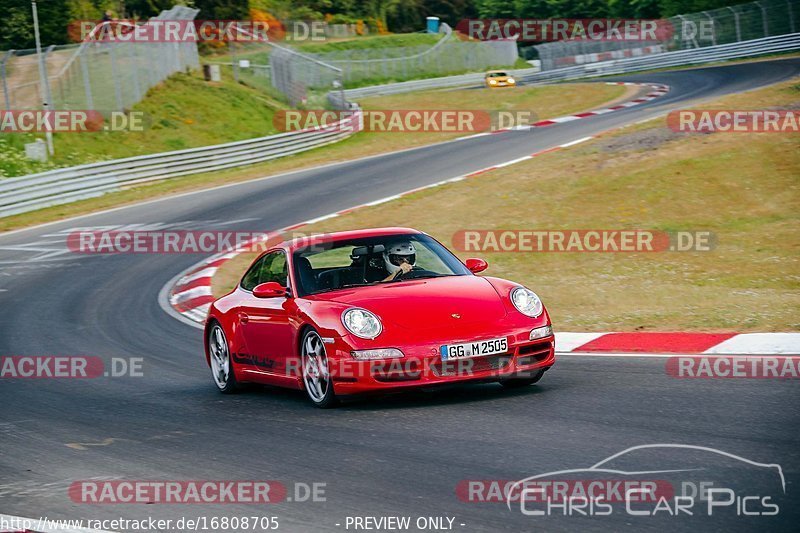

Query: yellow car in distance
485;70;516;88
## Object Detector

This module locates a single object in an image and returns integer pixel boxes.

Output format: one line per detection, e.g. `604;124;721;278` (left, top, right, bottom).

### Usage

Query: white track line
161;82;674;328
703;333;800;355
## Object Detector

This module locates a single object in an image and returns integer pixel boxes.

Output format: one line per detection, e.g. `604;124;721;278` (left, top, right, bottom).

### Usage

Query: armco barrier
0;111;362;218
342;33;800;99
1;34;797;218
517;33;800;84
341;67;540;100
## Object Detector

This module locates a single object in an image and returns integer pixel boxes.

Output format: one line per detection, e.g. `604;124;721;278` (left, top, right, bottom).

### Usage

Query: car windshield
292;233;471;296
488;72;507;77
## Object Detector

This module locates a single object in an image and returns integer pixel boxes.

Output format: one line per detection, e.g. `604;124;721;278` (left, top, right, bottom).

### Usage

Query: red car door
237;250;296;384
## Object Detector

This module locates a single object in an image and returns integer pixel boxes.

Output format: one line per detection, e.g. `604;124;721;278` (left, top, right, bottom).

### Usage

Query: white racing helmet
383;241;416;274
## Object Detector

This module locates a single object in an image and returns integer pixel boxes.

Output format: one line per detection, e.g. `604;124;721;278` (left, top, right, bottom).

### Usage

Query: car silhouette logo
451;313;461;319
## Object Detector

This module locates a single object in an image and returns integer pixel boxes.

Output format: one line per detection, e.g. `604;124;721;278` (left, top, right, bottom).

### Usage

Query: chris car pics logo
506;444;785;518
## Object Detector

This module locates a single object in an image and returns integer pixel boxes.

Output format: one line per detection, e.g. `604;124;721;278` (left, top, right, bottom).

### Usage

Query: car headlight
342;308;382;339
351;348;403;360
507;77;516;84
511;287;543;318
489;79;497;84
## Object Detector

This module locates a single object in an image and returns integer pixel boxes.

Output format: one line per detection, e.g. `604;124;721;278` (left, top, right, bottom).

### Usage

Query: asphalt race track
1;58;799;532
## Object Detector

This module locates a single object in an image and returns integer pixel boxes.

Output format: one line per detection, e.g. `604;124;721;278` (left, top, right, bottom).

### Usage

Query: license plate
440;337;508;361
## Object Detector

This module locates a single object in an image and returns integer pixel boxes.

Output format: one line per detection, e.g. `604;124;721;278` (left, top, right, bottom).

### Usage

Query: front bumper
326;332;555;395
486;81;515;88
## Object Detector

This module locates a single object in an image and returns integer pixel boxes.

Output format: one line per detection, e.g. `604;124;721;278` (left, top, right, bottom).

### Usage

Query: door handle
238;312;249;324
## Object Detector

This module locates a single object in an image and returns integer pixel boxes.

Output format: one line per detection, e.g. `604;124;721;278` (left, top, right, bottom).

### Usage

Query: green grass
294;33;441;53
0;71;289;178
212;79;800;332
204;34;443;66
0;81;625;232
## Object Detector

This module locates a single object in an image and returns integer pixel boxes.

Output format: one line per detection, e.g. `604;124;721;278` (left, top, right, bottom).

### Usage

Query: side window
261;252;288;286
240;251;287;291
241;255;267;291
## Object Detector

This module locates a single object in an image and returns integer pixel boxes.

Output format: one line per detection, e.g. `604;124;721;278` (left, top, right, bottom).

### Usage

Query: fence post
755;1;768;37
788;0;796;33
109;43;124;111
43;45;55;110
1;51;12;110
676;15;698;48
702;11;717;46
79;48;94;109
727;7;742;41
229;41;239;82
150;43;159;83
129;43;142;102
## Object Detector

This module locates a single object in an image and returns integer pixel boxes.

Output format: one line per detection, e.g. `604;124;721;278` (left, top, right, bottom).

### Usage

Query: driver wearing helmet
382;241;416;281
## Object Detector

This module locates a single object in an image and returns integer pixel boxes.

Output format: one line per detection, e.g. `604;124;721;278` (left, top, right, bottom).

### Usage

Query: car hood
319;275;507;329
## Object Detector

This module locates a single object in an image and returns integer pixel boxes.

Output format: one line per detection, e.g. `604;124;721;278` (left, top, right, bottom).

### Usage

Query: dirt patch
594;127;704;153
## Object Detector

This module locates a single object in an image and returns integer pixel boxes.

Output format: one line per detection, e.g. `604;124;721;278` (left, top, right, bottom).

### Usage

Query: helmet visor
388;253;415;267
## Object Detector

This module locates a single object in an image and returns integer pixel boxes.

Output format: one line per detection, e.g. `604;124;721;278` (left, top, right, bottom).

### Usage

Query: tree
193;0;249;19
0;0;73;50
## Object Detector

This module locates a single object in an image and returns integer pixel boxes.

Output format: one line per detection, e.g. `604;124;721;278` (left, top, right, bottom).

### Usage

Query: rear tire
499;369;545;389
301;329;338;408
208;322;239;394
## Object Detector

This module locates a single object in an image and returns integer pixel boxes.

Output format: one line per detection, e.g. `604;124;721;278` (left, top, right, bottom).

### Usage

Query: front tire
208;322;238;394
499;369;545;389
301;329;338;408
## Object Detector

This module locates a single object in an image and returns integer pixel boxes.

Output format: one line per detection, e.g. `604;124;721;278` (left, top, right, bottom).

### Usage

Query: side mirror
465;258;488;274
253;281;287;298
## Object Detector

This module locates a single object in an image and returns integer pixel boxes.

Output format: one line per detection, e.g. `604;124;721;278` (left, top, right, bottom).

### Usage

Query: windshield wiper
391;273;449;282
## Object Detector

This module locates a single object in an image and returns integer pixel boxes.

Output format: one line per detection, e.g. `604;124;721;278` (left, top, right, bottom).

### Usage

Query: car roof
284;227;423;252
486;70;508;74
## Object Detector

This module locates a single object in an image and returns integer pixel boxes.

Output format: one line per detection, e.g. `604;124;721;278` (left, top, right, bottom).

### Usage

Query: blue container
426;17;440;33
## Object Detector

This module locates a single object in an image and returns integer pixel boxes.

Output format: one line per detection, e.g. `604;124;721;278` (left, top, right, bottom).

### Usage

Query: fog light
351;348;404;360
529;325;553;340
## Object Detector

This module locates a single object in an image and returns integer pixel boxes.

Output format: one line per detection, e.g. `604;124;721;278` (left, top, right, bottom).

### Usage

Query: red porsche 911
204;227;554;407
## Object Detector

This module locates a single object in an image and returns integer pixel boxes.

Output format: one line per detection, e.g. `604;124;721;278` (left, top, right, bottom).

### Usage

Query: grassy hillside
0;81;626;231
294;33;441;53
0;71;288;178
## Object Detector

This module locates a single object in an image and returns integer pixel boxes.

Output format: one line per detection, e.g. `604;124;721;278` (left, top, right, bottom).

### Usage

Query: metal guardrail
341;67;540;100
535;0;798;70
0;111;361;217
342;33;800;99
518;33;800;84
